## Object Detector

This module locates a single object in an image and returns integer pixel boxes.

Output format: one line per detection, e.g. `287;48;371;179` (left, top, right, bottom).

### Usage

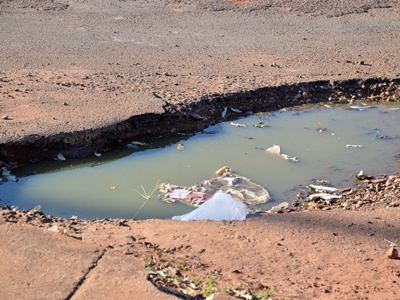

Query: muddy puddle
1;103;400;220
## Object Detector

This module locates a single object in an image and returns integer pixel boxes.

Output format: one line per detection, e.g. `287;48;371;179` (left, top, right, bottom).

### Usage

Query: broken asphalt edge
1;77;399;165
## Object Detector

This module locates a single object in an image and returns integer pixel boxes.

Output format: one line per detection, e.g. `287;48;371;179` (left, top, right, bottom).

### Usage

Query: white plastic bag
172;193;247;221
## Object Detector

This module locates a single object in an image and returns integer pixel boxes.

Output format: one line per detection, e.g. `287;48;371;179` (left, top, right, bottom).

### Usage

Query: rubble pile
296;175;400;211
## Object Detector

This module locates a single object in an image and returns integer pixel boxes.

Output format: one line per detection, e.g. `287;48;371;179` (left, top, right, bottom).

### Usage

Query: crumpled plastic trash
230;122;247;127
172;193;247;221
265;145;299;163
159;166;271;209
1;167;17;182
253;122;270;128
308;184;339;193
307;193;342;201
265;144;281;155
56;153;66;161
356;170;373;180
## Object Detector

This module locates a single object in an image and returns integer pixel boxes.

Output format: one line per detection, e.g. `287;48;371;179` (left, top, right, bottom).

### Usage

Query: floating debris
231;107;242;113
307;193;342;201
265;145;281;155
308;184;339;193
376;135;399;139
158;166;271;211
127;141;148;148
176;143;184;151
56;153;66;161
356;170;373;180
346;144;363;148
316;127;327;132
281;154;299;163
172;193;247;221
230;122;247;127
127;143;138;149
1;167;17;182
221;107;228;118
265;145;299;163
253;122;269;128
94;152;101;157
349;106;364;111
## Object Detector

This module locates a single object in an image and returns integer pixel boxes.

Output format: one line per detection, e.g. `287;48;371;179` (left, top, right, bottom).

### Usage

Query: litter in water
1;168;17;182
253;122;270;128
230;122;247;127
231;108;242;113
171;192;247;221
376;135;399;139
356;170;373;180
222;107;228;118
127;141;148;148
176;143;184;151
56;153;66;161
265;145;299;163
308;184;339;193
158;166;271;213
307;193;342;201
350;106;364;111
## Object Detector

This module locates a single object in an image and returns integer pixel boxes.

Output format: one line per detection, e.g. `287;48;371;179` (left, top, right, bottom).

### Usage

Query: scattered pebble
386;247;398;259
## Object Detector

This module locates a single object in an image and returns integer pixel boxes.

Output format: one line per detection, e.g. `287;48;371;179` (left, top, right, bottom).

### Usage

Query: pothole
0;82;399;219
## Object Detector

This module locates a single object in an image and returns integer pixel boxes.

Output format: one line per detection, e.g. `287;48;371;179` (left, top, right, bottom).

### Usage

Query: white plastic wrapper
172;193;247;221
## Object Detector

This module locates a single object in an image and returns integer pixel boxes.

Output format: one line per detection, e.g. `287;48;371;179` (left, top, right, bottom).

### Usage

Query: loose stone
386;247;398;259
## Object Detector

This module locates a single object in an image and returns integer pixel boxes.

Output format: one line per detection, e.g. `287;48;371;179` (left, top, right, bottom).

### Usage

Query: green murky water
1;103;399;219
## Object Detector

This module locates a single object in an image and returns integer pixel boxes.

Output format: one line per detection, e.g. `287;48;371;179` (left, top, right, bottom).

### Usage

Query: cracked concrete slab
0;219;103;300
70;250;176;300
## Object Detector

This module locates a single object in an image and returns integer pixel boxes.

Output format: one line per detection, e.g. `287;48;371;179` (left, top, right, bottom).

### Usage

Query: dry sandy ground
2;205;400;299
1;0;400;142
1;0;400;299
79;208;400;299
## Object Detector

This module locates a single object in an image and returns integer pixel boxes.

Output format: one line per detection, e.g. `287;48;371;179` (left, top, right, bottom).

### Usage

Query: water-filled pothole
1;103;399;219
